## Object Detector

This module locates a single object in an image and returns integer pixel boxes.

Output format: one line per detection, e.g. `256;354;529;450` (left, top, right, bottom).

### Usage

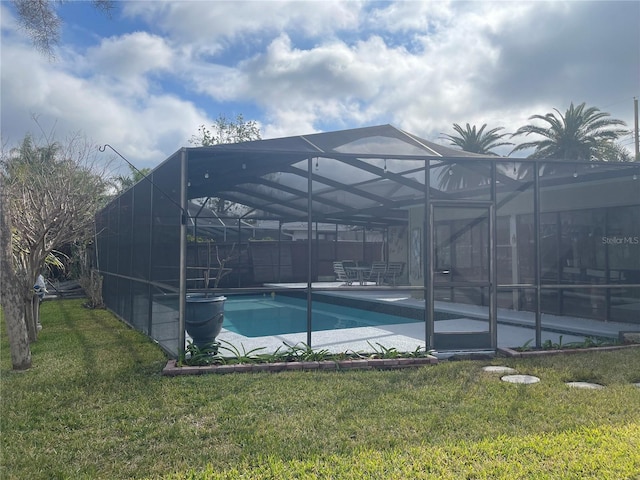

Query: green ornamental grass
2;299;639;479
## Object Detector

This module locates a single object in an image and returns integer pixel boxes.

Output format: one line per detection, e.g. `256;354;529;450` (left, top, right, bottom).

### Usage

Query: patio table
345;266;371;286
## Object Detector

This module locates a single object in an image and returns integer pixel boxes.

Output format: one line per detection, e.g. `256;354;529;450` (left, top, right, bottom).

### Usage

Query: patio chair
367;262;387;285
333;261;356;285
383;262;404;286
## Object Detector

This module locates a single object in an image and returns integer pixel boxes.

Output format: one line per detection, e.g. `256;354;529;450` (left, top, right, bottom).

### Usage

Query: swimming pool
222;294;420;337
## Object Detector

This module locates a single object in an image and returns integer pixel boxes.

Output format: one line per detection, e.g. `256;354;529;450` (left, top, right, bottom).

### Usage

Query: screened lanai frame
95;125;640;357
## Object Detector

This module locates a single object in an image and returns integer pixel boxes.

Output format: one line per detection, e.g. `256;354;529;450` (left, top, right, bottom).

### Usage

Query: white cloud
202;16;502;137
365;0;455;34
2;0;637;168
123;1;362;49
1;33;207;170
88;31;174;78
164;2;551;142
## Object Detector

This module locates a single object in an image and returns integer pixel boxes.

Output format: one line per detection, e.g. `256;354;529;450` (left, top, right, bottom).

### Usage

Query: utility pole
635;97;639;161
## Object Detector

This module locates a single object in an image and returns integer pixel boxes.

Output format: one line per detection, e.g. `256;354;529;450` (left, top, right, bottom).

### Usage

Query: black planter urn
185;294;226;348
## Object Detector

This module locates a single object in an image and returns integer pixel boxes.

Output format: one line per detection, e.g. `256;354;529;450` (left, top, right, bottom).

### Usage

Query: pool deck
210;282;638;356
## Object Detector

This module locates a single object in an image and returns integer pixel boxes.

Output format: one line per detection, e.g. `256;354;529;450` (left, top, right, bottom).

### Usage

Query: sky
1;0;639;173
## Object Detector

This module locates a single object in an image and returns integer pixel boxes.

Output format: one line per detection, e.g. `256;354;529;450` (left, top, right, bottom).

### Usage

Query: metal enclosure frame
94;125;640;357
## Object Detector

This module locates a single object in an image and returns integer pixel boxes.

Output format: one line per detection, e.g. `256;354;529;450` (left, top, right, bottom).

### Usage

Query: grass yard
1;299;639;479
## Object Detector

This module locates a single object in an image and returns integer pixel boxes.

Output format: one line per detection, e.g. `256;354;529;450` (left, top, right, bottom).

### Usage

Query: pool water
223;294;419;337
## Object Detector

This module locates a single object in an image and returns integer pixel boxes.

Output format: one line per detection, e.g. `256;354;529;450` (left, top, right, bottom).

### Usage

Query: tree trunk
24;292;39;343
1;290;32;370
0;181;32;370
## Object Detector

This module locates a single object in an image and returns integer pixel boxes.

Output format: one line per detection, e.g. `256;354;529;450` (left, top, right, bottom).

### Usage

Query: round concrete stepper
483;366;517;374
501;374;540;384
565;382;605;390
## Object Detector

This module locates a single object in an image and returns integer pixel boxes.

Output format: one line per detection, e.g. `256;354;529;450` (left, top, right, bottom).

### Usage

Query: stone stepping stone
566;382;604;389
483;366;517;374
501;374;540;384
633;383;640;388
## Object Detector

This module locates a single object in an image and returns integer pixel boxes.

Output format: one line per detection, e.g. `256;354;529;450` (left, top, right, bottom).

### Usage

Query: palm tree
438;123;513;190
114;164;152;193
595;141;634;163
510;102;627;160
441;123;513;155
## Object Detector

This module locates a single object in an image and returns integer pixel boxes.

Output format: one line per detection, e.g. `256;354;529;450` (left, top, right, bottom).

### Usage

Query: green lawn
2;299;639;479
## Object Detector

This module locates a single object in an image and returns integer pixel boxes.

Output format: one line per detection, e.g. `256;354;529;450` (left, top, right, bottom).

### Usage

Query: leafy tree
190;114;262;214
438;123;512;191
12;0;113;57
510;102;628;161
1;133;110;367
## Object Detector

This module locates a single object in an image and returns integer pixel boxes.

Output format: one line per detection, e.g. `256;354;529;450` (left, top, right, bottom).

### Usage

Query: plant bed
499;343;640;358
619;331;640;344
499;334;640;358
162;355;438;376
164;340;438;375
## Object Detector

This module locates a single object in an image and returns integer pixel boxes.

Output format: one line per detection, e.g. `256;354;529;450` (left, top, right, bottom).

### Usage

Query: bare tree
189;113;262;215
189;113;261;147
1;132;110;357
